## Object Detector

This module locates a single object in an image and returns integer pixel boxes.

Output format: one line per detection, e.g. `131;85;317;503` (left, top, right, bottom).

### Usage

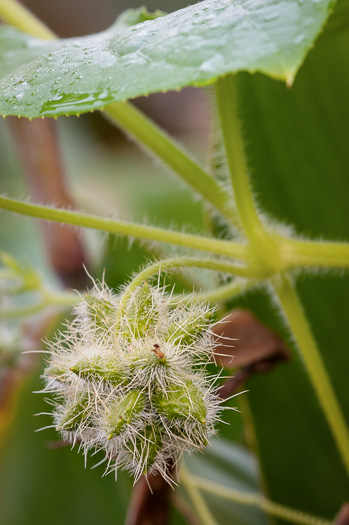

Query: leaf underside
0;0;334;118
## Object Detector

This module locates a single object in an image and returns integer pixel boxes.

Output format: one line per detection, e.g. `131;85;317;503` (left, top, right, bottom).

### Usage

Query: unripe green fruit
85;294;116;330
106;390;145;439
167;307;213;346
70;356;127;385
130;424;163;474
128;345;168;371
56;395;89;431
43;281;224;483
124;282;158;339
45;363;67;381
154;381;207;424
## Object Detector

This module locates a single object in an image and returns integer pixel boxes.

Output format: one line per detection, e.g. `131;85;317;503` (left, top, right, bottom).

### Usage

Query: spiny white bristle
42;279;235;484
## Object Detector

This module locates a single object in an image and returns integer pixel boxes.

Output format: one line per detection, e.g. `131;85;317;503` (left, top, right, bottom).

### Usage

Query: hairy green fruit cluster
43;281;223;483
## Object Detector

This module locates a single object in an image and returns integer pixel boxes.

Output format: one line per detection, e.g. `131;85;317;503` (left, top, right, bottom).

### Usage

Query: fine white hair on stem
42;278;238;484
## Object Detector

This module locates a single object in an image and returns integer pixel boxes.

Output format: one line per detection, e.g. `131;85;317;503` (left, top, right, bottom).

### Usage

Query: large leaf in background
226;2;349;520
181;438;269;525
0;368;133;525
0;0;335;117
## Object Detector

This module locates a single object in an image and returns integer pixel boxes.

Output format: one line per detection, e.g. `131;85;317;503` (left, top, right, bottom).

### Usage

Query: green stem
0;0;55;39
105;103;237;224
174;278;259;305
273;275;349;476
136;240;210;291
0;195;248;259
117;257;255;317
180;466;219;525
215;75;280;270
191;475;333;525
0;291;79;319
215;76;265;240
282;237;349;270
43;290;80;307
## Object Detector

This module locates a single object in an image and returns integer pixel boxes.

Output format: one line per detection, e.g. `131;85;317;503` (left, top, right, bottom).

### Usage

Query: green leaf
0;0;335;118
111;6;166;30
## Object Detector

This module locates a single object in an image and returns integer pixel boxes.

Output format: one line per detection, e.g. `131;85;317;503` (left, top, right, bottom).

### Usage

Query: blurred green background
1;1;349;524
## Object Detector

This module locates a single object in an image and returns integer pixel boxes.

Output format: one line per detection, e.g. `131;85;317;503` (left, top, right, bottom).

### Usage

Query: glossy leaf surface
0;0;334;117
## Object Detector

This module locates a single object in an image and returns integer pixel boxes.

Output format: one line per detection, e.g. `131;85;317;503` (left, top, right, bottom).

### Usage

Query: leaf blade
0;0;335;117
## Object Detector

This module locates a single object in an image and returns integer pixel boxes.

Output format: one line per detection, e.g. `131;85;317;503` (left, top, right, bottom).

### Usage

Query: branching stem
1;0;349;490
2;192;349;272
216;73;349;477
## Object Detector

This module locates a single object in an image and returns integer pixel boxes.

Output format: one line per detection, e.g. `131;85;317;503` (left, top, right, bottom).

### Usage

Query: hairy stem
282;237;349;270
0;0;55;39
2;0;349;487
180;466;219;525
0;196;248;259
0;290;79;319
215;75;279;270
175;278;259;305
216;72;349;476
191;475;333;525
3;193;349;273
117;257;256;317
273;275;349;476
105;103;236;224
215;76;265;239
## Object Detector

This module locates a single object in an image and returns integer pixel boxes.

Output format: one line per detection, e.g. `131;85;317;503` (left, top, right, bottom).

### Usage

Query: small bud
70;356;127;385
124;282;158;339
105;391;146;439
128;424;163;474
84;294;116;331
56;394;90;431
167;304;213;347
45;363;68;381
127;344;168;372
154;381;207;424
